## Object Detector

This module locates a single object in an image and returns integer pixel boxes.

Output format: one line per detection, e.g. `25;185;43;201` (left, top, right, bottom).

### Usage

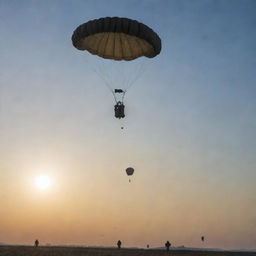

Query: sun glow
35;175;51;190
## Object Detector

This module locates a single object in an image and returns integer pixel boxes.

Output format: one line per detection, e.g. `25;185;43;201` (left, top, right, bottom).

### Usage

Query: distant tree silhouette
117;240;122;249
165;241;171;251
34;239;39;247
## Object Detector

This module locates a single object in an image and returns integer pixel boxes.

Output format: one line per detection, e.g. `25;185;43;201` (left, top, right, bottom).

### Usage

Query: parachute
126;167;134;182
126;167;134;176
72;17;161;61
72;17;161;121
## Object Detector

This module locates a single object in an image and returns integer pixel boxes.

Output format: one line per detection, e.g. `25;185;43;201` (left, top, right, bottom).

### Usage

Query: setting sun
35;175;51;190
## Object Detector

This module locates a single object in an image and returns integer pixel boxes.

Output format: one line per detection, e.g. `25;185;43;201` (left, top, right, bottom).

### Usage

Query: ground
0;246;255;256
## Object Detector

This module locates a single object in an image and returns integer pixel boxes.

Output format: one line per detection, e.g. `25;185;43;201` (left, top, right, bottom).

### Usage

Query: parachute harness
113;89;126;103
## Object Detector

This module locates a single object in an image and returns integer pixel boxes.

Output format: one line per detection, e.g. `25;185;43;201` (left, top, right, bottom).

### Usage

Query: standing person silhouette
165;241;171;251
117;240;122;249
34;239;39;247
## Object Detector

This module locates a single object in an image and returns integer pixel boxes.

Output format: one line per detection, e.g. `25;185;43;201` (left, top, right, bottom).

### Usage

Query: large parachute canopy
72;17;161;61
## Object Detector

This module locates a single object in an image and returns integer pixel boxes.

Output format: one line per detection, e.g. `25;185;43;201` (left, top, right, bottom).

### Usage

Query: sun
35;175;51;190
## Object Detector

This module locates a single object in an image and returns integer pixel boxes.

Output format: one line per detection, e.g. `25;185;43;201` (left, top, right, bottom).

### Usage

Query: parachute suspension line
118;62;130;91
90;54;146;105
95;57;144;96
96;58;128;104
91;64;112;92
80;53;116;100
124;61;146;91
91;66;117;103
78;57;114;104
112;93;118;104
92;59;127;104
121;90;126;103
98;59;116;88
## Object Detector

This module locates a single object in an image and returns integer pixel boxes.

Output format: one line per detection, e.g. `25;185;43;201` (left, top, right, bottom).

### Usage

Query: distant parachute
126;167;134;182
126;167;134;175
72;17;161;121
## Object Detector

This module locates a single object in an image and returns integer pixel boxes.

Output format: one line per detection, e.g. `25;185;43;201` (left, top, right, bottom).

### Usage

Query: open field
0;246;255;256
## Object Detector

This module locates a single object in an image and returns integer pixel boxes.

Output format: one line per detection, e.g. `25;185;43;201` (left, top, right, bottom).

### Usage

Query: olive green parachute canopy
72;17;161;61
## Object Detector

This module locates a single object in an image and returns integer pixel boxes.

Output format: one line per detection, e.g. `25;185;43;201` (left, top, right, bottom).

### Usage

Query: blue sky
0;0;256;249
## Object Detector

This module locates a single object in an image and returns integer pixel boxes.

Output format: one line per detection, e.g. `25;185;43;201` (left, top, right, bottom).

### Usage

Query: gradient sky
0;0;256;250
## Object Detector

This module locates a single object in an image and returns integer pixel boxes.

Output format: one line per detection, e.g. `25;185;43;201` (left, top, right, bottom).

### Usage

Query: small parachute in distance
201;236;205;242
126;167;134;176
126;167;134;182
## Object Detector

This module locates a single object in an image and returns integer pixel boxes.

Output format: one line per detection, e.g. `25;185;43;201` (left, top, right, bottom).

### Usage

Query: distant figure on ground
165;241;171;251
35;239;39;247
117;240;122;249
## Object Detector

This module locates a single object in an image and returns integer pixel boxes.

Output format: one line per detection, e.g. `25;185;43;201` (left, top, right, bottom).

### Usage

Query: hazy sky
0;0;256;250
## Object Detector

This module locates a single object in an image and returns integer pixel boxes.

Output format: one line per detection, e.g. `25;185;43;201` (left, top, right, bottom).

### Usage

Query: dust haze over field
0;0;256;252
